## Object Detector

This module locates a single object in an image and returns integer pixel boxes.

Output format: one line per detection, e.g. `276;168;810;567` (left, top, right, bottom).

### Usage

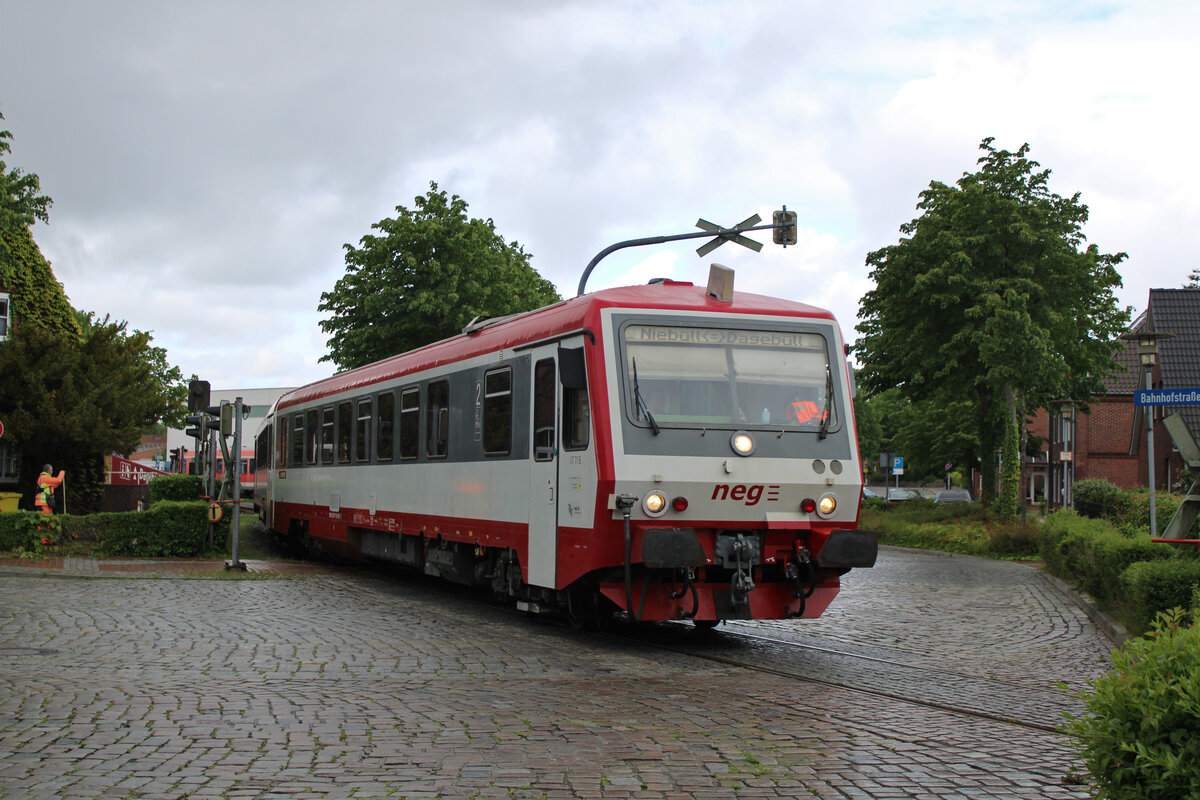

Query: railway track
608;619;1081;735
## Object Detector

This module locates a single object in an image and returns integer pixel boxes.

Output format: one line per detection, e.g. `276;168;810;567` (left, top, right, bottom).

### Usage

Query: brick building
1028;288;1200;508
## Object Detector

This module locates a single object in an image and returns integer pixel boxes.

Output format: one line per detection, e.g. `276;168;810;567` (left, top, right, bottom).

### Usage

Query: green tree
0;110;51;247
856;138;1129;516
318;183;561;371
0;318;178;512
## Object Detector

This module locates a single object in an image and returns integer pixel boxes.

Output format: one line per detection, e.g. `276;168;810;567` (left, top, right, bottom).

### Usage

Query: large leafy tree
1;111;186;510
0;318;178;512
0;110;51;246
319;183;561;371
856;138;1129;515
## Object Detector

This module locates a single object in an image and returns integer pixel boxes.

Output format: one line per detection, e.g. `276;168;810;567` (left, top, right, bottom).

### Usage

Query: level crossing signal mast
576;205;800;296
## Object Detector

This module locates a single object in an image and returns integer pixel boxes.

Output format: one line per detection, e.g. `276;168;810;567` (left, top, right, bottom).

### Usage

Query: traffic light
184;413;205;440
205;403;233;436
772;207;797;246
188;380;211;412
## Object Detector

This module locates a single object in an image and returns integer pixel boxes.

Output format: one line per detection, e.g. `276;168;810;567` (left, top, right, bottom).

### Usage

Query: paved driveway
0;547;1114;799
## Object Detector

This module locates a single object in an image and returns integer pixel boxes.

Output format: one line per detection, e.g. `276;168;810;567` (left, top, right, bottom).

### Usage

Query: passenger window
321;407;335;464
377;392;394;462
337;401;352;464
483;368;512;457
399;388;419;460
277;418;288;469
427;380;449;458
305;409;318;464
356;399;372;463
533;359;555;462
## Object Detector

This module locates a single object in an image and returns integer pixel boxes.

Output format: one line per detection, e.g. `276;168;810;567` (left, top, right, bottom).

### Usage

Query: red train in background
253;266;876;626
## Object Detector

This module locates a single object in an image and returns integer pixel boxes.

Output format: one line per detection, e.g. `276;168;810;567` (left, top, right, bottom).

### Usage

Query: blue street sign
893;456;904;473
1135;388;1200;407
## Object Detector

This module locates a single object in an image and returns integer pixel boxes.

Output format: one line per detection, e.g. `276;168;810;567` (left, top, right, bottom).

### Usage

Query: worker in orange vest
35;464;65;514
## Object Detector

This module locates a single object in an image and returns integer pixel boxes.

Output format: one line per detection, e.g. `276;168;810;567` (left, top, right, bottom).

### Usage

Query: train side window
321;406;335;464
356;398;372;463
427;380;449;458
305;409;319;464
399;387;419;460
533;359;555;461
277;417;288;469
483;368;512;457
563;388;590;450
377;392;395;462
336;401;352;464
560;346;590;450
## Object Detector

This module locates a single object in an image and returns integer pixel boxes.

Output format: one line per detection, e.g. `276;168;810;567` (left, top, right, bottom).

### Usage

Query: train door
527;347;559;588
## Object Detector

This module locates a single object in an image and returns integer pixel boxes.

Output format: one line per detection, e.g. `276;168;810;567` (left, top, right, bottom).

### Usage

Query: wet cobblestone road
0;547;1115;799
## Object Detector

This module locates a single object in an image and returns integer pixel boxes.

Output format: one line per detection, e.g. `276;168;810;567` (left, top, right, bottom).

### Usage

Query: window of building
0;292;9;341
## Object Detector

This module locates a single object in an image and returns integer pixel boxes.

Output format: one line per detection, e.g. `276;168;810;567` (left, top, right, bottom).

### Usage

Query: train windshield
622;324;836;429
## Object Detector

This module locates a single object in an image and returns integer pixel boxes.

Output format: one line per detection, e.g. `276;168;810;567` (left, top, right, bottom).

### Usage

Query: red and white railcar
254;269;876;625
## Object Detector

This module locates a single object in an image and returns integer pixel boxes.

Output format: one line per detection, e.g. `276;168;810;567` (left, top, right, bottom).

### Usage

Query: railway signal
576;206;802;295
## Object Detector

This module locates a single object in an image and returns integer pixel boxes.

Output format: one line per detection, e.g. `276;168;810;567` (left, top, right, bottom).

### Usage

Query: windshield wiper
818;365;833;440
631;357;660;436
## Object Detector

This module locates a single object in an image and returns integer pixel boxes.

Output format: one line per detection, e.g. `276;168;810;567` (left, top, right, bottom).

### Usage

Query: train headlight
817;494;837;517
730;431;755;456
642;490;668;517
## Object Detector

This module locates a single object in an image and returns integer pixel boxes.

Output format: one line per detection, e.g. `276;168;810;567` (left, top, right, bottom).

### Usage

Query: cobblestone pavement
0;547;1116;799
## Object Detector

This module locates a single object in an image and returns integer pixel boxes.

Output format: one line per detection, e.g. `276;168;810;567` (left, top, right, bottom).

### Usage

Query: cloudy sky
3;1;1197;391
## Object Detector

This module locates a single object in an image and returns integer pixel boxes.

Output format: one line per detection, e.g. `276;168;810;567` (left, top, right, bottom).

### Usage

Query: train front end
591;283;876;622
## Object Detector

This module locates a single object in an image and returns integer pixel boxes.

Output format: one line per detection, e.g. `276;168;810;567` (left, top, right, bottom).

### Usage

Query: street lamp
1124;323;1174;537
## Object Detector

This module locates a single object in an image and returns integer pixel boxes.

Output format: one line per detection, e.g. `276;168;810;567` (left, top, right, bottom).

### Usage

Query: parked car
886;488;919;503
862;486;880;500
935;488;973;504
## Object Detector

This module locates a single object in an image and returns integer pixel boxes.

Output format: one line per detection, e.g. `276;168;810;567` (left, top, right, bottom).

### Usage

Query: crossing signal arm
576;206;802;296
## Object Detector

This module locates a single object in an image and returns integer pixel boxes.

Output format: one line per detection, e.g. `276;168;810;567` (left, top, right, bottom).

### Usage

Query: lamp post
1125;324;1174;537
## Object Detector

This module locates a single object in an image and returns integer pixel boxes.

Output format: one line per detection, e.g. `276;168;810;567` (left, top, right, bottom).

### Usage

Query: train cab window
356;399;372;463
320;407;335;464
483;368;512;457
533;359;555;461
426;380;449;458
399;388;419;460
305;409;319;464
336;401;352;464
377;392;395;462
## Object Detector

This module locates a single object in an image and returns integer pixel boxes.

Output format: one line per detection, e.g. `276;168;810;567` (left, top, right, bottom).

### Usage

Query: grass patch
861;500;1040;559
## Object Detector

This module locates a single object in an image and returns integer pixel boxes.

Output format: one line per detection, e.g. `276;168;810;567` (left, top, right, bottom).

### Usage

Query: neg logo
711;484;781;506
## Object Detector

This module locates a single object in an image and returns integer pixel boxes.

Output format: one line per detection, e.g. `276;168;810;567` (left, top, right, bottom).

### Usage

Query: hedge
0;501;226;558
1064;609;1200;800
1121;559;1200;633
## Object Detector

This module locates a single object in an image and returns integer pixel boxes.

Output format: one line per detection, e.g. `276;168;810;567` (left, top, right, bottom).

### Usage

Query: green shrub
1121;559;1200;632
0;502;225;558
149;474;205;504
1064;609;1200;800
0;511;64;553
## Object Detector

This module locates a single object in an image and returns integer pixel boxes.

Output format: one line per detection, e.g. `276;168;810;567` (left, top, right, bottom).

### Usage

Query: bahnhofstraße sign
1135;388;1200;406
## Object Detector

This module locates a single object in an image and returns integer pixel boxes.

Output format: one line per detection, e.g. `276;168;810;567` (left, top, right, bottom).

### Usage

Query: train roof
277;281;836;411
